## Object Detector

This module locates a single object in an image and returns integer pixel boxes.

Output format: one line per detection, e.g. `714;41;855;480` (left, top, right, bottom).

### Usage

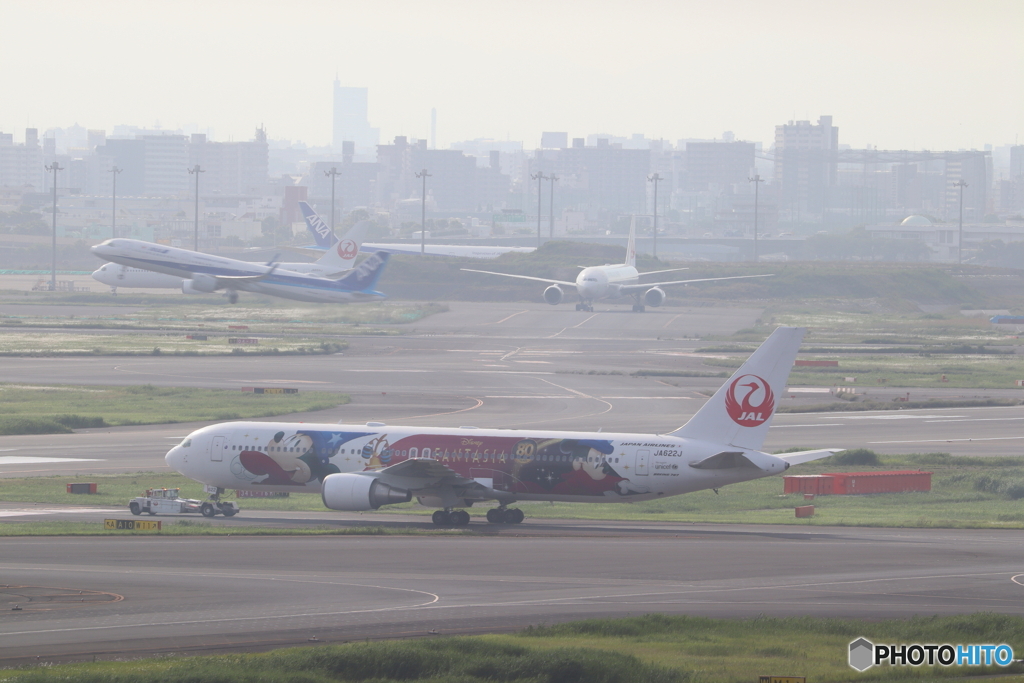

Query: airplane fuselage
91;239;386;304
575;264;640;302
166;421;788;504
92;261;347;290
360;243;536;259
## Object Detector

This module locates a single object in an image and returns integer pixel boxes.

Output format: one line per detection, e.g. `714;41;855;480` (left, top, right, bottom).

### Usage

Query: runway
0;524;1022;664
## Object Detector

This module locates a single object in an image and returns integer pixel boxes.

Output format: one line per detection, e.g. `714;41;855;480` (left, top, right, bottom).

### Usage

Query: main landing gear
226;290;239;304
431;507;526;526
631;303;646;312
575;302;594;312
486;507;525;525
432;509;470;526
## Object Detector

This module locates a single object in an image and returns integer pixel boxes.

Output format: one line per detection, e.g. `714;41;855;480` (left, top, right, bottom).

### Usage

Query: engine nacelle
181;273;218;294
543;285;563;305
321;473;411;511
643;287;666;307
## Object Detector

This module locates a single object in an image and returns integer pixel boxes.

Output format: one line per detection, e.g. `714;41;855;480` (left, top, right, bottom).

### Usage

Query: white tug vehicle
128;488;238;518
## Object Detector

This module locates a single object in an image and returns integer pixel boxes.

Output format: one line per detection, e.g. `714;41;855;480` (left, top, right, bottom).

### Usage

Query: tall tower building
332;77;379;154
774;115;839;219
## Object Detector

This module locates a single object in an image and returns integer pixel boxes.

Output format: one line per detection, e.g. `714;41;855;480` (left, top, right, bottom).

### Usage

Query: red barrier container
66;483;97;494
828;471;931;495
795;505;815;518
783;475;834;495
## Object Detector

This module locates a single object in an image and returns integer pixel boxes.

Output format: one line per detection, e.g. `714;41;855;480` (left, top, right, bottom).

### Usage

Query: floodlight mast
325;167;342;231
108;166;122;239
954;179;968;265
45;162;63;291
188;165;205;250
416;169;431;255
531;172;548;248
648;173;663;258
749;174;764;262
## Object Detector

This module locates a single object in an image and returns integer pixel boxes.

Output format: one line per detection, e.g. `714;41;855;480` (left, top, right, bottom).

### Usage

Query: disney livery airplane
91;238;389;304
165;327;839;525
463;218;772;312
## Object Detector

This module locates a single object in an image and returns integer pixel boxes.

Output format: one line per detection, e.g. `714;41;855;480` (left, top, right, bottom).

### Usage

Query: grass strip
2;613;1021;682
0;384;347;434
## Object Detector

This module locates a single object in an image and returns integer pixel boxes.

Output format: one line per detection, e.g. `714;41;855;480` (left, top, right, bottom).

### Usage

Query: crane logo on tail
724;374;775;427
337;239;358;260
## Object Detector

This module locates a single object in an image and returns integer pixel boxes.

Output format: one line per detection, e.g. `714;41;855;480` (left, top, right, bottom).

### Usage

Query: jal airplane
90;238;390;304
300;201;536;260
463;217;773;312
165;326;839;525
91;220;370;294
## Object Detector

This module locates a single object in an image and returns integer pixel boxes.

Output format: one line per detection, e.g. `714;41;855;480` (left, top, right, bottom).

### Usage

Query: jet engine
643;287;666;307
181;273;218;294
321;473;411;511
543;285;563;305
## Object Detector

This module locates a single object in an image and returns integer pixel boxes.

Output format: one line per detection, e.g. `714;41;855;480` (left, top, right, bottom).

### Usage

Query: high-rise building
684;141;755;192
774;115;839;219
0;128;44;190
332;78;379;154
189;128;269;196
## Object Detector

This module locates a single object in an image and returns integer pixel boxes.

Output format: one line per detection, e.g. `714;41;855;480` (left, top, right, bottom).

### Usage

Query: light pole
749;174;764;262
188;165;204;250
415;169;431;255
531;172;547;248
108;166;122;239
45;162;63;291
548;174;558;239
324;167;341;231
648;173;663;259
954;179;968;264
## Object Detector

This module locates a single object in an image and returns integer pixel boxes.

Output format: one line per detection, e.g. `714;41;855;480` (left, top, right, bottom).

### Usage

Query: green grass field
0;384;347;434
1;613;1020;682
4;452;1024;530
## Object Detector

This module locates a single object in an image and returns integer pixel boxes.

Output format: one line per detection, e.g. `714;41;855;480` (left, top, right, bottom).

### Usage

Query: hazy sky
1;0;1021;151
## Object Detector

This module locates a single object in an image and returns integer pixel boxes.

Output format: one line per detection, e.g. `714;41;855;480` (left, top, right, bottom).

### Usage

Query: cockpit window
180;438;191;448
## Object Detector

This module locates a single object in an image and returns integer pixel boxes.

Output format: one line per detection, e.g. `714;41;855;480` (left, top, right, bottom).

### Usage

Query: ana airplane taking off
463;218;772;312
91;221;370;294
165;326;839;525
90;238;390;304
300;201;536;260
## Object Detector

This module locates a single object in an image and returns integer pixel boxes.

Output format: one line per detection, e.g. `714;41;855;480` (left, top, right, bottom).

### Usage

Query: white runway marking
0;508;122;518
870;436;1024;445
773;423;843;428
831;414;964;420
0;456;104;465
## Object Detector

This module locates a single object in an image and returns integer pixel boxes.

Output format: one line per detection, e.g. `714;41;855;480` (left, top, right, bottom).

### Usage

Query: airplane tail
299;201;339;249
334;251;390;292
314;221;371;273
625;216;636;268
668;327;805;451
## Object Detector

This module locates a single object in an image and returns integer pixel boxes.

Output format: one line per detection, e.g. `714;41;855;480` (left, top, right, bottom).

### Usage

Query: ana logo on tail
724;374;775;427
337;239;358;259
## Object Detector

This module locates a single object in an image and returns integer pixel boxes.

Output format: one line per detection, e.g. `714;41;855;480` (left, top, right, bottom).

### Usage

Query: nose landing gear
575;302;594;312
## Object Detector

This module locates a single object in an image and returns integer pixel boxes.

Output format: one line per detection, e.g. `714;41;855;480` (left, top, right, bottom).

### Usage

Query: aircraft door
210;435;225;462
635;449;649;475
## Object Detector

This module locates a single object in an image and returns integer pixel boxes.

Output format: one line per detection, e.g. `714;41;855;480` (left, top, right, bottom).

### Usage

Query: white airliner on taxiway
463;218;772;312
91;221;370;294
90;238;390;304
300;201;536;259
165;326;839;525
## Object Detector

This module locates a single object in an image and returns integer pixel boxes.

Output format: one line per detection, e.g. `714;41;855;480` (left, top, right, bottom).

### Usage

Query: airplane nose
165;447;183;472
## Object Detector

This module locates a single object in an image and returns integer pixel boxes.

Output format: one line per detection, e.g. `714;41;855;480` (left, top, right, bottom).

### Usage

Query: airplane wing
618;273;773;292
213;263;279;287
461;268;577;287
638;267;690;277
775;449;843;465
374;458;513;503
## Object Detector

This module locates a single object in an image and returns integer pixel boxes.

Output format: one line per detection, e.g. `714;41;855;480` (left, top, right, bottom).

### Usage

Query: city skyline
1;0;1021;152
